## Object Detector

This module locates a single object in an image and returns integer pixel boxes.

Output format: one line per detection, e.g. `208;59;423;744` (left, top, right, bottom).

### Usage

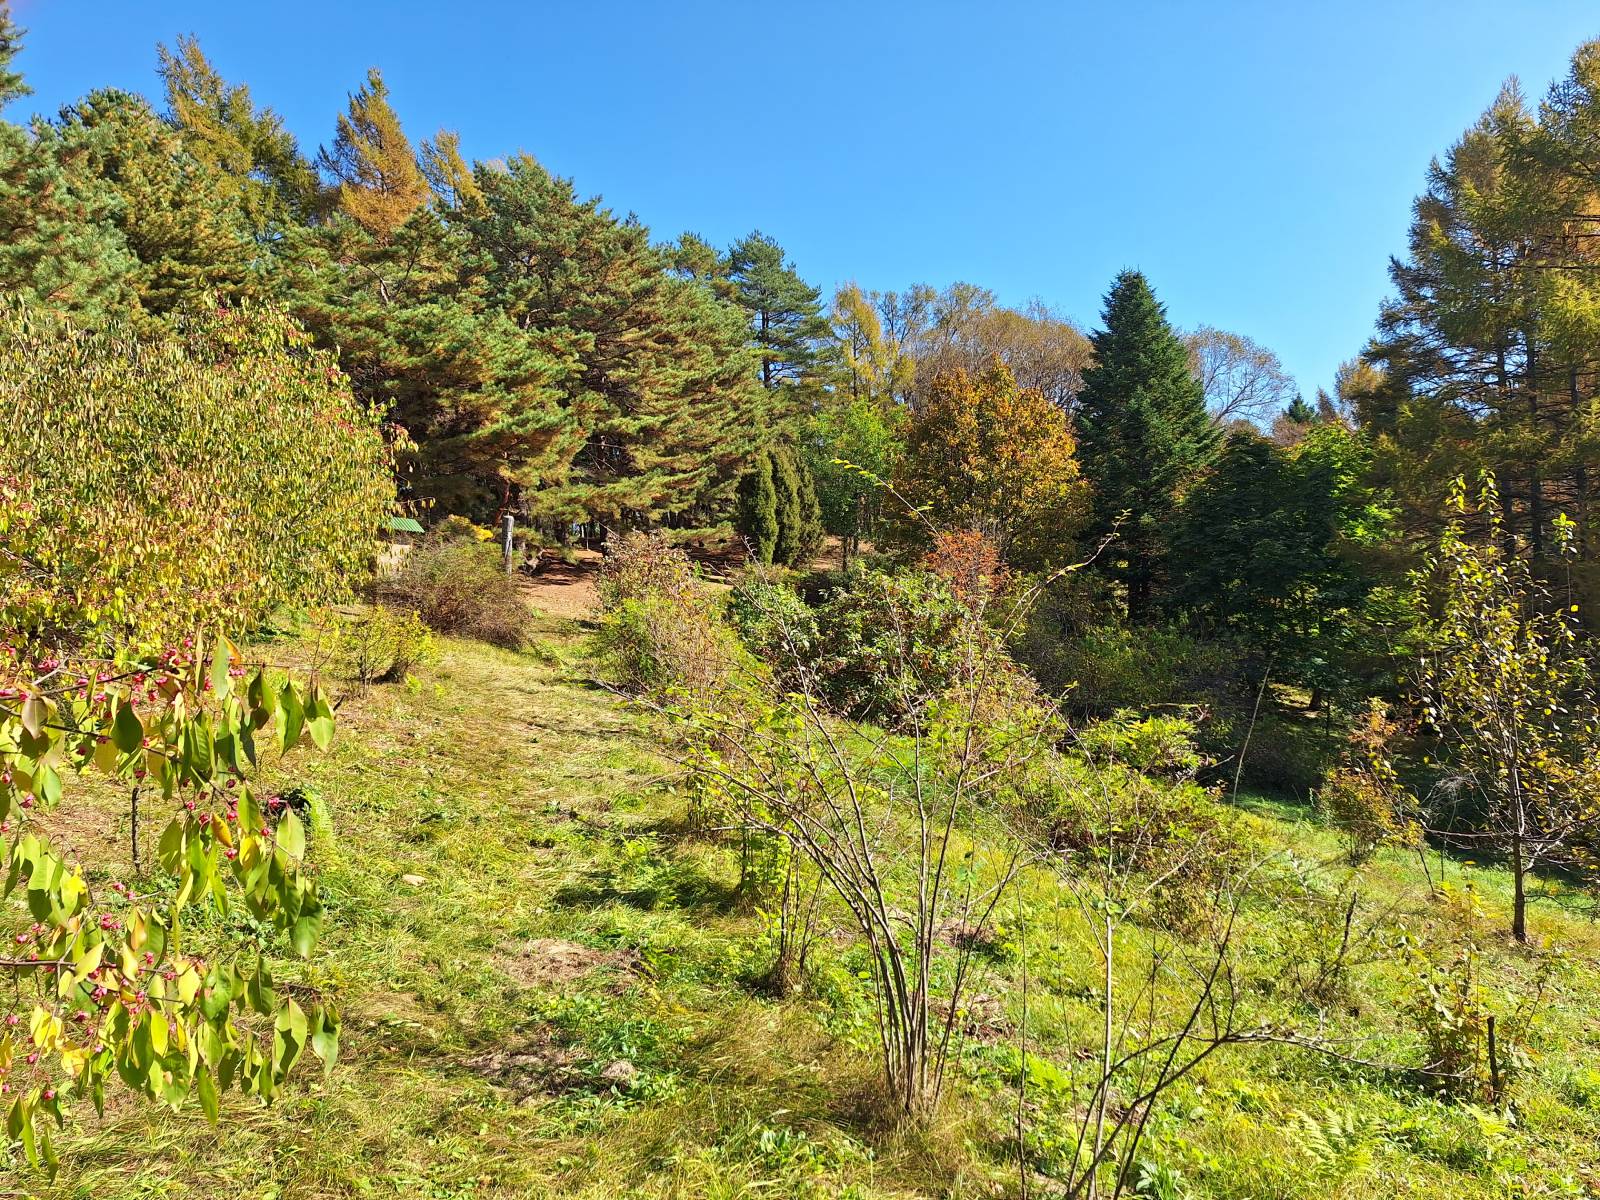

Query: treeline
0;14;1289;546
8;14;1600;710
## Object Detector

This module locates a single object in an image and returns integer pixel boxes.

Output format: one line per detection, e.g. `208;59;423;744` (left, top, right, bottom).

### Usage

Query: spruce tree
1284;395;1316;425
1077;270;1218;623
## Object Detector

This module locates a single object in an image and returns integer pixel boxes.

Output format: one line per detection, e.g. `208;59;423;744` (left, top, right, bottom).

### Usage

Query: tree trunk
1528;333;1543;558
1572;364;1590;555
1511;829;1528;943
1126;562;1151;627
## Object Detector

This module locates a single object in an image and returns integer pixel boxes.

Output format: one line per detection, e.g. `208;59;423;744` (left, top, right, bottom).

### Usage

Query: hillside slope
33;611;1600;1199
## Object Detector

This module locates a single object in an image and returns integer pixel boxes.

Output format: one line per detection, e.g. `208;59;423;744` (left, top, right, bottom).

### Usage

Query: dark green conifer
737;450;780;564
1077;270;1219;623
725;230;830;394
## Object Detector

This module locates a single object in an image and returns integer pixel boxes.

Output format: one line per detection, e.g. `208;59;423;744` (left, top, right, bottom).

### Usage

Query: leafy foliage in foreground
0;635;341;1170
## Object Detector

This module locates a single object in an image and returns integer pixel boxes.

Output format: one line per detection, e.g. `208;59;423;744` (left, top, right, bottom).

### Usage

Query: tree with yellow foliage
889;359;1087;571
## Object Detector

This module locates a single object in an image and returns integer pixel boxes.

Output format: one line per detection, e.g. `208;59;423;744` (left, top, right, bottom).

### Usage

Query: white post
501;513;515;575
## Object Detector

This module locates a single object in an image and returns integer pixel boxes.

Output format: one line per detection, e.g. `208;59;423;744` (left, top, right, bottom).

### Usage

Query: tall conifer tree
467;155;763;526
318;68;429;239
725;230;830;395
158;36;319;241
1077;270;1218;623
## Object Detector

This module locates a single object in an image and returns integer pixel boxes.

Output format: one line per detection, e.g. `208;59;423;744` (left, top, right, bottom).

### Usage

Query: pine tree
466;155;763;526
1077;270;1219;622
317;68;429;239
0;86;254;326
158;36;319;241
725;230;831;395
0;2;28;111
286;87;567;518
0;114;136;319
59;90;257;321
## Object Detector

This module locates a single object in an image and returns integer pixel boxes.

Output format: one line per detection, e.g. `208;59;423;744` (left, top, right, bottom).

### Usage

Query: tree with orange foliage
889;359;1087;571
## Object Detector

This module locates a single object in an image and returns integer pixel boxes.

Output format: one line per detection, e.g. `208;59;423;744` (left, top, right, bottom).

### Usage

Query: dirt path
518;548;602;619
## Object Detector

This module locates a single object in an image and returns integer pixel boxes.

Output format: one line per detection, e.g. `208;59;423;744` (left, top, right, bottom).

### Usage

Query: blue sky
9;1;1600;399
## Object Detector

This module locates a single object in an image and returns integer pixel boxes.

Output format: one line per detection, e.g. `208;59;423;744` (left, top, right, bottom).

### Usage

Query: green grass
18;615;1600;1197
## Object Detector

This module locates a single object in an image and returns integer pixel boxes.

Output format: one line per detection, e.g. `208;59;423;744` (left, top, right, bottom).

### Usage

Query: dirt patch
463;1028;582;1102
519;549;602;619
937;991;1011;1042
493;937;639;990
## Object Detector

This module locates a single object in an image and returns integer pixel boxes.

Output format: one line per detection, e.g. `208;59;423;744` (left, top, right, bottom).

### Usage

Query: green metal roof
386;516;425;534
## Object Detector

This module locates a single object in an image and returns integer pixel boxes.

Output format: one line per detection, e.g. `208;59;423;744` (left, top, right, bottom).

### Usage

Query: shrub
320;604;436;686
1017;617;1236;715
595;531;745;699
811;565;977;720
0;301;391;653
921;528;1009;611
1204;709;1332;798
1319;748;1420;866
725;572;818;682
1401;884;1542;1104
1076;708;1204;780
387;534;528;648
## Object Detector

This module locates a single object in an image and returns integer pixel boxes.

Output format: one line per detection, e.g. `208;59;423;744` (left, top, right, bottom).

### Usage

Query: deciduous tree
890;360;1087;571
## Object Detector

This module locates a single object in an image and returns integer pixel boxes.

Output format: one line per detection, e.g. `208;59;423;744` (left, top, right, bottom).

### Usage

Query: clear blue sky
9;1;1600;398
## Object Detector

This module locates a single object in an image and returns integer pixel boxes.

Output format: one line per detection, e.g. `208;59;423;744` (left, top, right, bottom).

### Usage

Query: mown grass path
40;618;936;1199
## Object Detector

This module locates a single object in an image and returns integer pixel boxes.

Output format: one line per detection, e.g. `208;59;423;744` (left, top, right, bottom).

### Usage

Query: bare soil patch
493;936;640;990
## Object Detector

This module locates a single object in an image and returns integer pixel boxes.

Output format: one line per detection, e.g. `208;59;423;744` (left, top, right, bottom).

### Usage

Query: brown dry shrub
387;534;528;649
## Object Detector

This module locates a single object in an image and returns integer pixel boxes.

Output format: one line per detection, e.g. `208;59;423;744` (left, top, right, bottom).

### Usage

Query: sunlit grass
23;616;1600;1197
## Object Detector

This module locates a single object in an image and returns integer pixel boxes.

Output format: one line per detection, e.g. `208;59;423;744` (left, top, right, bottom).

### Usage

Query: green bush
1017;615;1236;716
596;531;747;699
811;566;975;720
320;604;436;686
724;573;818;683
1205;709;1332;798
1076;709;1204;779
0;301;391;652
387;534;528;648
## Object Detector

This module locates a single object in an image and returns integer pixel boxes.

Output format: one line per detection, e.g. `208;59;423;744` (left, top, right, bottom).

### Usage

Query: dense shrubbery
387;529;528;649
1013;609;1237;715
1077;708;1205;780
316;604;436;686
809;565;979;721
725;572;818;682
595;531;747;699
0;302;391;652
